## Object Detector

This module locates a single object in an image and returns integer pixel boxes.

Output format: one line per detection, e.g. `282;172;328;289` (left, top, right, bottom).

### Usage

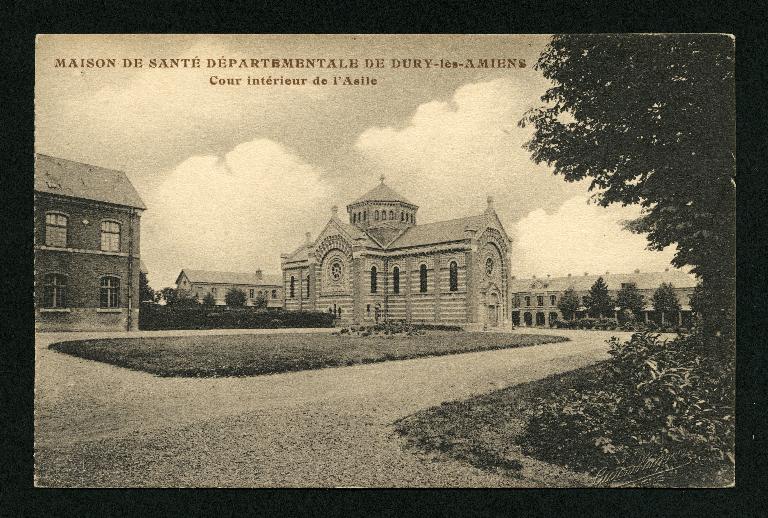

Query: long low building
510;269;698;327
175;269;283;308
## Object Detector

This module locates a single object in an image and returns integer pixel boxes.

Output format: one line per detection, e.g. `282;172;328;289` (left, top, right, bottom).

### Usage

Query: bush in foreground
517;331;734;485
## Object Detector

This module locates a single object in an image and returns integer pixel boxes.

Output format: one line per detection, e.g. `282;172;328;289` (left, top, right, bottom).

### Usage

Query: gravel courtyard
35;328;634;487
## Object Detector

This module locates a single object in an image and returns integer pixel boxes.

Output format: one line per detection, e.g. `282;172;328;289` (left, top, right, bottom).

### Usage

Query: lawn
394;361;593;482
49;331;568;378
394;359;733;487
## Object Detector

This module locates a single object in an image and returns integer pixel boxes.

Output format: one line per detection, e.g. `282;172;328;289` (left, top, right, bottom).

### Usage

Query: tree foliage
557;287;581;321
253;292;268;309
584;277;614;318
616;282;645;319
520;34;735;339
160;287;199;307
139;271;156;303
652;282;681;322
225;287;247;307
202;292;216;307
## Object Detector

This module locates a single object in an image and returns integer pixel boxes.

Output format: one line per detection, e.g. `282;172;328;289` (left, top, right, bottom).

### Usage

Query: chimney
532;274;536;279
511;275;516;280
486;196;494;210
305;232;312;244
665;267;669;272
546;274;550;278
634;268;640;274
331;205;338;217
584;272;588;276
255;269;263;280
567;273;572;277
605;270;610;275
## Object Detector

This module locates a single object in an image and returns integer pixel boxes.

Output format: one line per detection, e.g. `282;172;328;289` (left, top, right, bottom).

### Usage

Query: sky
35;35;679;288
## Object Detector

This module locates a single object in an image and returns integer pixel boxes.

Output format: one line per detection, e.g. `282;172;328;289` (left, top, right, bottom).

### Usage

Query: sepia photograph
33;34;735;488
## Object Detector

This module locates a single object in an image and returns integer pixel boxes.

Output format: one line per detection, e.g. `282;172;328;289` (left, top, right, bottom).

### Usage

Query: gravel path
35;328;634;487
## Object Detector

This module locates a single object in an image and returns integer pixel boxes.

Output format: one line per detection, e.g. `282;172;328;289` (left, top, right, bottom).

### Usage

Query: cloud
36;38;325;175
140;138;333;288
510;195;680;278
355;77;585;224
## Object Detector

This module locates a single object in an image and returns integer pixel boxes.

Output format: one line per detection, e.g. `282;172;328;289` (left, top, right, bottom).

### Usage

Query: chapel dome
346;176;418;231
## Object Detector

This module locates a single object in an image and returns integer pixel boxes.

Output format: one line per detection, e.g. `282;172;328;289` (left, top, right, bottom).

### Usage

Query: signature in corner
592;452;691;487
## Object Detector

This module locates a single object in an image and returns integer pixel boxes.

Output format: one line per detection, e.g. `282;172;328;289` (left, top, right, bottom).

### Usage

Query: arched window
271;289;277;299
306;274;310;297
43;273;67;308
375;210;380;220
289;276;295;298
100;220;121;252
389;210;394;220
419;264;428;293
449;261;458;291
400;211;404;221
45;213;68;248
393;266;400;294
100;276;120;308
338;306;342;316
363;211;367;221
370;266;377;293
352;213;357;223
381;210;386;221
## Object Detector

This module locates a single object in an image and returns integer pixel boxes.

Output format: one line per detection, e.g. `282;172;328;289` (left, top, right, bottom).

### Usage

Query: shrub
225;287;247;307
517;331;735;485
139;304;334;330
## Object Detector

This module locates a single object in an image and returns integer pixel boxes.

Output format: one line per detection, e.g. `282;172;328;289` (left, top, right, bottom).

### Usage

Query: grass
394;360;732;487
394;361;601;481
49;331;569;378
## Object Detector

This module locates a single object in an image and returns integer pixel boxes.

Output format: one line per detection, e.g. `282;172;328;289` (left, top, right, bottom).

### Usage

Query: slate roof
34;153;146;209
365;226;406;248
178;269;281;286
283;244;310;263
388;214;487;249
351;182;415;206
510;270;698;293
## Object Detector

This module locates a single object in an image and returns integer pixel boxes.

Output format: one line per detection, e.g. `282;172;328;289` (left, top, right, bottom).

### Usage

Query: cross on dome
379;174;385;184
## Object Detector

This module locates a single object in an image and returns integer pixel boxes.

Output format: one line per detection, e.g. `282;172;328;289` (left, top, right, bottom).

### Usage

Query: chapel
280;177;512;329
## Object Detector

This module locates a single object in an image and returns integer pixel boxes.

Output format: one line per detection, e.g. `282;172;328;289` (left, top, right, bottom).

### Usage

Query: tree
584;277;614;318
159;287;199;307
139;271;155;303
202;292;216;307
557;287;580;321
616;282;645;321
225;287;247;307
253;292;268;309
520;35;735;340
652;282;681;325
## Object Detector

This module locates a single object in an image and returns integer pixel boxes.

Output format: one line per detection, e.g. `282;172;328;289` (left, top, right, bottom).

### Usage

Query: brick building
510;269;698;327
175;269;283;308
34;154;146;331
281;177;512;329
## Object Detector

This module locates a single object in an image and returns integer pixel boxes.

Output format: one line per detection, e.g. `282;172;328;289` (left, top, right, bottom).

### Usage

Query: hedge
550;317;689;334
138;303;335;330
